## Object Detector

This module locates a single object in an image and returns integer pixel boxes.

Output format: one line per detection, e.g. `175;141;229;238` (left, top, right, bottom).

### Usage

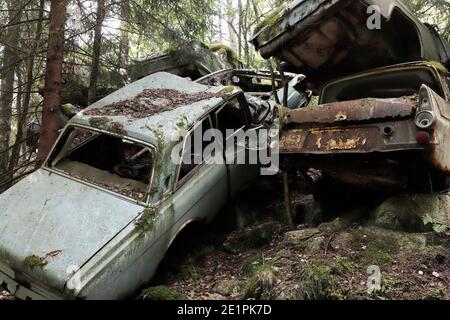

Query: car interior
48;127;153;201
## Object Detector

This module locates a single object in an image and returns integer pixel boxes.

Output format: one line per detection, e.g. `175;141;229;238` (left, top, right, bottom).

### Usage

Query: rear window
47;127;154;202
320;67;444;104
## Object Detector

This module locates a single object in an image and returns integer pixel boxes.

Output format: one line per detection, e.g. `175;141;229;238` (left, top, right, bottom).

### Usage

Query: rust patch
285;96;417;125
311;130;367;151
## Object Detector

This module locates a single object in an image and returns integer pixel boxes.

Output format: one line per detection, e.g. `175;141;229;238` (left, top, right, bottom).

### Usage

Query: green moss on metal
254;3;288;35
135;208;159;235
427;61;449;73
205;43;241;67
24;255;48;269
219;86;237;97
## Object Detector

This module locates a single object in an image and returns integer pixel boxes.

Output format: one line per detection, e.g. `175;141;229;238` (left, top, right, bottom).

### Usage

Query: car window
47;127;154;202
214;96;247;139
176;116;212;185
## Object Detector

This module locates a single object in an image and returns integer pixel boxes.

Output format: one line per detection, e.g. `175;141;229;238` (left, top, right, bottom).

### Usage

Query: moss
426;61;448;73
218;86;237;98
135;208;159;236
254;4;287;35
426;288;446;300
333;256;355;274
242;254;272;276
360;244;393;266
242;266;277;300
295;261;333;300
140;286;182;300
205;43;241;66
24;255;48;269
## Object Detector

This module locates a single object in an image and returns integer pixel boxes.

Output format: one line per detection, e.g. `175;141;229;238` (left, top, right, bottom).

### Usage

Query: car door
169;115;228;233
213;94;261;198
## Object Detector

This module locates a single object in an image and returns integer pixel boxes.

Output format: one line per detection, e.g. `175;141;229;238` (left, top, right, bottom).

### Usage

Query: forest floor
142;177;450;301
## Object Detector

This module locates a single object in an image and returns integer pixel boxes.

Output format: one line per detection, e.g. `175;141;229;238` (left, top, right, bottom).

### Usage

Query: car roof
70;72;239;150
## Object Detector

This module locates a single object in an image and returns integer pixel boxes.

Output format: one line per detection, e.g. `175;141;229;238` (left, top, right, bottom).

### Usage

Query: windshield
46;126;154;202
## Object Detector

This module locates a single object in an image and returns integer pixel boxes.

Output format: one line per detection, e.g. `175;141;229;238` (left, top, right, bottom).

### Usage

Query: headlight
415;110;435;129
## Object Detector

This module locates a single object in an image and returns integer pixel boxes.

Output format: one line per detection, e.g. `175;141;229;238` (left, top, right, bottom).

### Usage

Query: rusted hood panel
285;96;417;125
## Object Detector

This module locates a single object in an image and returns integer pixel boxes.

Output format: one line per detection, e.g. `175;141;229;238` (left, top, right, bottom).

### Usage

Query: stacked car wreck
251;0;450;195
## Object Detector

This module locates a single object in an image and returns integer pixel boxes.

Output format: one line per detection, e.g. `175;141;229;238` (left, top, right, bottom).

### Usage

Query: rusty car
0;72;271;299
196;68;311;111
251;0;450;197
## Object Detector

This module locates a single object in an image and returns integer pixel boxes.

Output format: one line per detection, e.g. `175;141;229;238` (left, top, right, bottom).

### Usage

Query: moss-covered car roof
71;72;239;150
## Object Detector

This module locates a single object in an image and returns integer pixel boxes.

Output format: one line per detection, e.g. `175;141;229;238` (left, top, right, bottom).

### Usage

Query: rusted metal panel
251;0;450;84
280;120;423;154
285;96;417;125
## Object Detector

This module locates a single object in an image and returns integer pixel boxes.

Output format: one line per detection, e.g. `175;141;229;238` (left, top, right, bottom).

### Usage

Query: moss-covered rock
140;286;182;300
372;193;450;232
223;222;278;254
318;218;350;233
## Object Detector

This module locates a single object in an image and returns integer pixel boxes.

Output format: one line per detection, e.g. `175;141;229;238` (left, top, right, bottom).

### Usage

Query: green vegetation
140;286;182;300
24;255;48;269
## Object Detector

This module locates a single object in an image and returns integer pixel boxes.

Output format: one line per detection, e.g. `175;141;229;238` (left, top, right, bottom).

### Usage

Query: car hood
0;169;143;294
251;0;450;86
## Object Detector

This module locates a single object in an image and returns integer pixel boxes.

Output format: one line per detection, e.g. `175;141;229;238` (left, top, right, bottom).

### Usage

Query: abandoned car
251;0;450;194
129;40;242;82
196;68;310;110
0;72;270;299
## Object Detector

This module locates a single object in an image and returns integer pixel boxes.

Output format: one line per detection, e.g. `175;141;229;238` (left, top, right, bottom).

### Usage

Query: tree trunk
118;0;130;71
9;0;45;175
226;0;237;51
36;0;68;167
88;0;106;105
0;0;23;176
238;0;243;59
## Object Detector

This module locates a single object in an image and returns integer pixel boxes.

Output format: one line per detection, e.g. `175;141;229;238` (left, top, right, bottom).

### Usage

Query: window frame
43;124;157;206
174;115;214;190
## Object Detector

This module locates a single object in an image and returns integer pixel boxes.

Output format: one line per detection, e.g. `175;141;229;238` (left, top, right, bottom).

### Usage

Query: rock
317;218;349;233
214;280;241;297
372;193;450;232
140;286;182;300
282;229;325;254
223;222;278;254
332;232;354;249
296;195;326;226
283;228;321;243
